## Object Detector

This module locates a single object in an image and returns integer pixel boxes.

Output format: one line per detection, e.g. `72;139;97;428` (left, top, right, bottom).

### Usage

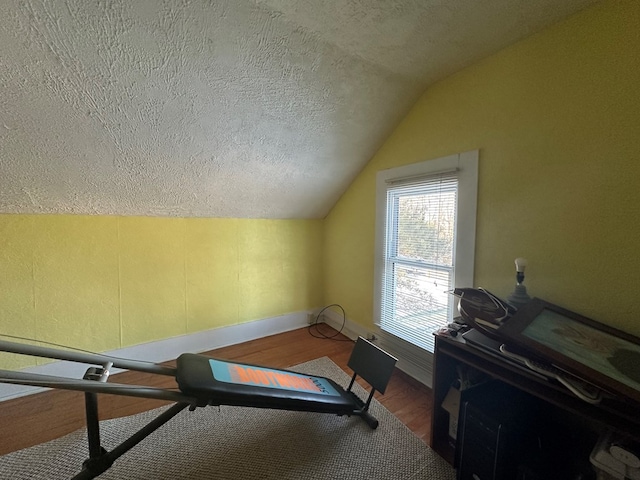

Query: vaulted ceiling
0;0;596;219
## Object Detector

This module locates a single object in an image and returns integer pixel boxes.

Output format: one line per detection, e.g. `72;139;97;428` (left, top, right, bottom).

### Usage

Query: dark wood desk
430;332;640;466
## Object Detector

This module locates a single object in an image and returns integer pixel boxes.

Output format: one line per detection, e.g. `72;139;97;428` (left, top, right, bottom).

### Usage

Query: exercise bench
0;336;397;479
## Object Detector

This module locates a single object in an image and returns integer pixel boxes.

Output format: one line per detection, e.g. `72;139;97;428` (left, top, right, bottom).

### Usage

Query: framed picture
497;298;640;404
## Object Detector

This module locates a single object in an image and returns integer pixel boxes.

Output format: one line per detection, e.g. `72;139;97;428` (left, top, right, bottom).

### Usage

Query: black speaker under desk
456;381;543;480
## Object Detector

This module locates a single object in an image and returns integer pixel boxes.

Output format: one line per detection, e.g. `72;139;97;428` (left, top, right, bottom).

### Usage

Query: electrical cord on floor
307;304;352;341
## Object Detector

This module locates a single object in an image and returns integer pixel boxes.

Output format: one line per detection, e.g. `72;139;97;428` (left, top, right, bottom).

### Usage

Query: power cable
307;304;352;341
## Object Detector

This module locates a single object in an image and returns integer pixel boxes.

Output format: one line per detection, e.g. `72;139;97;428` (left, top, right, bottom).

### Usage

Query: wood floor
0;325;434;456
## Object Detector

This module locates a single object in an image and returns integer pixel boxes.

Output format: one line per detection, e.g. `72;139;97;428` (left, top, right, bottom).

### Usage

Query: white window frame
373;150;478;384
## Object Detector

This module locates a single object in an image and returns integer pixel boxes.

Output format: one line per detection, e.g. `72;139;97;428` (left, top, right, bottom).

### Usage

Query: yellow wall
324;0;640;336
0;215;323;369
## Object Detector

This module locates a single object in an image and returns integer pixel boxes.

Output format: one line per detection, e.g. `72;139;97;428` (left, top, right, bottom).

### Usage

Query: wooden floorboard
0;325;434;455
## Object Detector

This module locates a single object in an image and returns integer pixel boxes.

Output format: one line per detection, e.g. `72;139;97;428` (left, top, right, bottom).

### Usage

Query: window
374;151;478;362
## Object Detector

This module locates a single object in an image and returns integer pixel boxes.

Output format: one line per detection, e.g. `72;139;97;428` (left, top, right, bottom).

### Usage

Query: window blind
379;171;458;353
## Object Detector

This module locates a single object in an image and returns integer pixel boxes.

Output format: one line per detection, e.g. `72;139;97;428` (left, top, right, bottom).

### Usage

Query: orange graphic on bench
208;359;340;396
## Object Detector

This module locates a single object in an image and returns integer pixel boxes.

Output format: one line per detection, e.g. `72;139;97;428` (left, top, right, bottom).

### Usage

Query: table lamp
507;257;531;309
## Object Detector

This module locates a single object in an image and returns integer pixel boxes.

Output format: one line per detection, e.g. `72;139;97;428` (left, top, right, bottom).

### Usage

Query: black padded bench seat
176;353;358;414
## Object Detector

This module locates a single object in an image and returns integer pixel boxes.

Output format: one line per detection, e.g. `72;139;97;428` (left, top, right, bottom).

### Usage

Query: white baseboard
0;311;310;402
322;309;433;388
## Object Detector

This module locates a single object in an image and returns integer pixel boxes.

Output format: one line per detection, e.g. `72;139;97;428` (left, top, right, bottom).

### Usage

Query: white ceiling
0;0;596;219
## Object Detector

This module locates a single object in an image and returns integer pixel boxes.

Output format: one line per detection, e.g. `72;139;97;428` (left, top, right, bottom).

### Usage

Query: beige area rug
0;357;455;480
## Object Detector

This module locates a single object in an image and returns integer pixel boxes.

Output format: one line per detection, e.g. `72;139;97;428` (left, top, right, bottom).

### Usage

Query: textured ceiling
0;0;596;219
